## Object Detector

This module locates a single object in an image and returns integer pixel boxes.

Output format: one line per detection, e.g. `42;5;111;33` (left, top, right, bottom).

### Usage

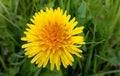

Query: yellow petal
69;45;83;53
64;49;74;62
22;42;41;48
68;48;82;58
56;58;60;71
31;52;42;63
27;24;34;29
65;17;78;31
21;37;28;41
43;50;50;67
70;26;84;35
38;60;43;68
70;36;85;44
61;50;72;67
60;54;67;68
50;53;55;71
23;32;41;42
35;52;44;64
54;51;61;71
36;52;45;67
43;56;49;68
25;47;40;57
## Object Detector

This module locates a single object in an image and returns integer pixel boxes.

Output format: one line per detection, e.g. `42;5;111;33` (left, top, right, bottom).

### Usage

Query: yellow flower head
21;7;85;71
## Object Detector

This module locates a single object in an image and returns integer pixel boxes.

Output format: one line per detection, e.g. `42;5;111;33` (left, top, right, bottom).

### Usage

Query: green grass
0;0;120;76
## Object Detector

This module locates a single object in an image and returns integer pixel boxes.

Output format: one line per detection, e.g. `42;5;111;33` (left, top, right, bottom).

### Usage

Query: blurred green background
0;0;120;76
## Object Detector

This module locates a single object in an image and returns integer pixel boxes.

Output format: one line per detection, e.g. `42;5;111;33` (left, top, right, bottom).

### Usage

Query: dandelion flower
21;7;85;71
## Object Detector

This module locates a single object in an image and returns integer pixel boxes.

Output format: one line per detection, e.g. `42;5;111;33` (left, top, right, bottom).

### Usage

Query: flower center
42;23;68;47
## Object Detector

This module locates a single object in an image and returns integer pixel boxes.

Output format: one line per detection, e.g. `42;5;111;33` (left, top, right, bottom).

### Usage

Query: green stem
0;55;8;71
91;70;120;76
59;0;64;10
0;13;23;33
84;46;93;75
93;50;97;74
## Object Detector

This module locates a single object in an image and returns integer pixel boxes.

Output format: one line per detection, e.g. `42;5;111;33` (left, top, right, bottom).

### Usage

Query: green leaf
8;67;19;76
46;1;54;8
78;1;86;18
19;58;40;76
39;68;62;76
77;1;87;25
